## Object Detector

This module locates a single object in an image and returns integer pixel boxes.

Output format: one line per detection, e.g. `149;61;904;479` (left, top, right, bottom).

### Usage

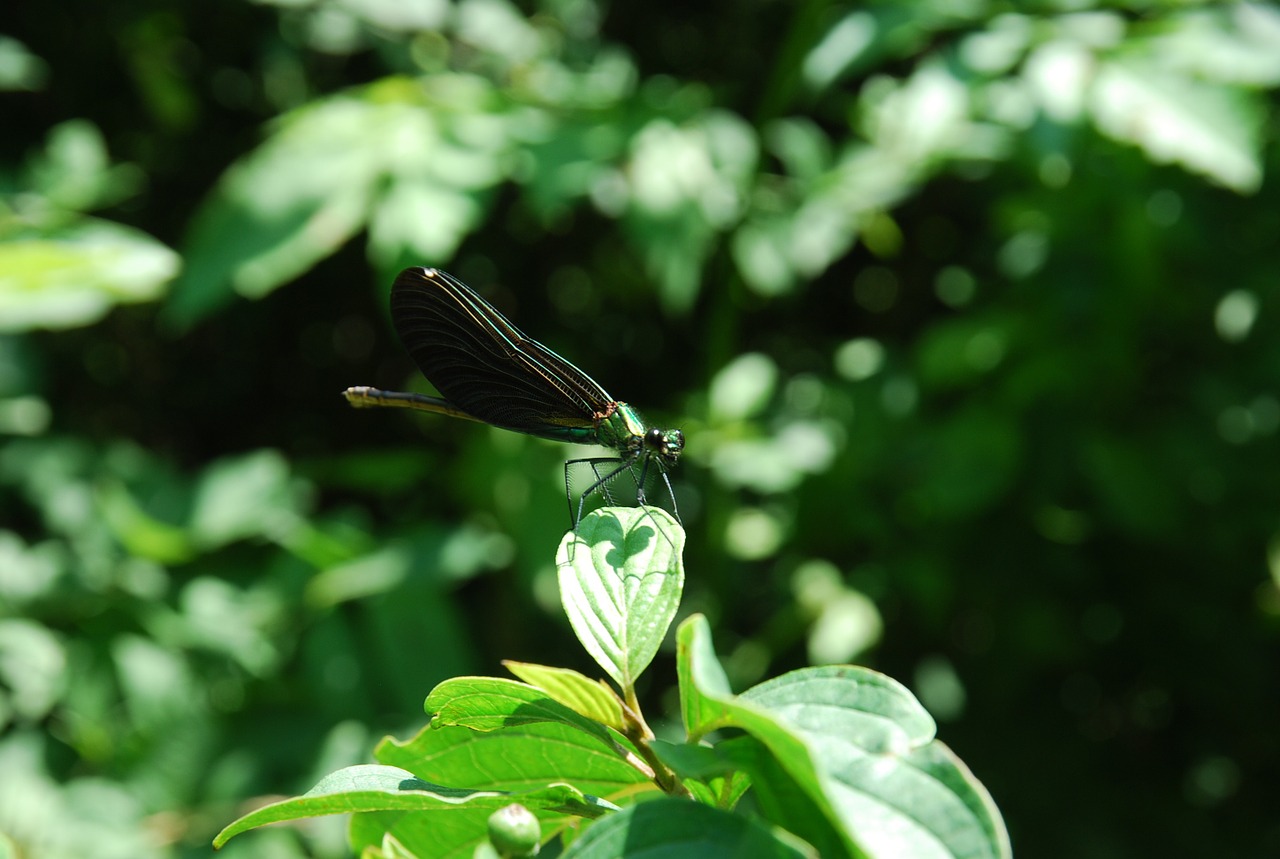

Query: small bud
487;803;541;857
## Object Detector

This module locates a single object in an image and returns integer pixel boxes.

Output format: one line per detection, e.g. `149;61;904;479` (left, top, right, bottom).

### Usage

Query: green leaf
365;720;653;856
213;764;611;849
676;614;736;736
717;736;850;859
188;449;300;548
96;481;195;564
1090;58;1264;192
708;352;778;422
556;507;685;691
24;120;142;213
168;93;382;324
111;634;195;731
648;739;752;810
677;616;1011;859
677;615;851;856
0;619;67;724
169;75;512;325
426;676;633;758
623;111;757;312
304;545;412;607
0;36;48;91
170;577;285;676
562;798;816;858
503;661;626;730
0;531;61;604
378;722;648;802
0;736;162;858
366;176;484;267
740;666;935;755
0;219;178;332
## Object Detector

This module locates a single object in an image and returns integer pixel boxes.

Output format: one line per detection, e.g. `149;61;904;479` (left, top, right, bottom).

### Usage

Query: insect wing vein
390;268;614;437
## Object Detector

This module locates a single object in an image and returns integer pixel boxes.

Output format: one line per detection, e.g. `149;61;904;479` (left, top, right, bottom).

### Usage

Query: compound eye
645;428;665;449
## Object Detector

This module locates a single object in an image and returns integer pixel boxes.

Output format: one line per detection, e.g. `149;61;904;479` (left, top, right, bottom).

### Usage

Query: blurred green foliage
2;0;1280;856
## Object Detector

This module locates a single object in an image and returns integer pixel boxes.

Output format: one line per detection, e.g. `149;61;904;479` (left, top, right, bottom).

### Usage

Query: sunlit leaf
556;507;685;690
169;577;285;675
1143;5;1280;87
0;220;178;332
306;545;411;607
363;719;652;855
169;94;387;323
709;352;778;422
264;0;450;33
0;531;63;604
214;764;612;849
96;481;194;564
1090;58;1263;192
0;619;67;723
0;36;48;91
791;561;883;665
24;120;143;213
111;634;196;731
0;736;161;858
170;75;518;324
678;616;1010;859
425;676;630;756
366;177;484;266
804;11;878;93
188;450;300;548
503;661;626;730
862;63;979;164
623;110;757;311
708;421;840;495
455;0;543;63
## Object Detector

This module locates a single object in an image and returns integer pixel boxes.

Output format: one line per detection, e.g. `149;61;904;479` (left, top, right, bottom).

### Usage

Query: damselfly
345;267;683;526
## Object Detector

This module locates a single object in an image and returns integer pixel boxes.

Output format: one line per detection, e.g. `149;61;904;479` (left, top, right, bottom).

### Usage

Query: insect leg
564;457;631;528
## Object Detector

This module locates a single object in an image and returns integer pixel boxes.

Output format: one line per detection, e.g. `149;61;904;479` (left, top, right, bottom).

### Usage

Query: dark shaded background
3;1;1279;857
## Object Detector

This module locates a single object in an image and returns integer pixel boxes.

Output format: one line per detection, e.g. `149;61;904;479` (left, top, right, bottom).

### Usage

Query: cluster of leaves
174;2;1280;323
216;507;1009;858
10;3;1277;326
3;1;1280;857
0;437;512;856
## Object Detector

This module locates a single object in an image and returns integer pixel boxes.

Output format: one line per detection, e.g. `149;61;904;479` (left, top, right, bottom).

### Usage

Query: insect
344;267;684;526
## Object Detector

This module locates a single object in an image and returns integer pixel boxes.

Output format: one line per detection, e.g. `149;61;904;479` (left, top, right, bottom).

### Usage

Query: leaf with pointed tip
557;507;685;690
212;765;609;849
503;661;626;730
426;676;634;758
677;615;1011;859
358;717;657;856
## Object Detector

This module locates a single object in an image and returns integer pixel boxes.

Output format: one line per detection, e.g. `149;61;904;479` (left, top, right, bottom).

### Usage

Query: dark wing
390;267;615;435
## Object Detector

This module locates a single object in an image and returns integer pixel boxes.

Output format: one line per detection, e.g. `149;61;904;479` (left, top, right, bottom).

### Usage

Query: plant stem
621;683;691;798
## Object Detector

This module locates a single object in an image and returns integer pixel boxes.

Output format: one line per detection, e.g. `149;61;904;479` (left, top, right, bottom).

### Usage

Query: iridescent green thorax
595;403;684;466
595;403;646;452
